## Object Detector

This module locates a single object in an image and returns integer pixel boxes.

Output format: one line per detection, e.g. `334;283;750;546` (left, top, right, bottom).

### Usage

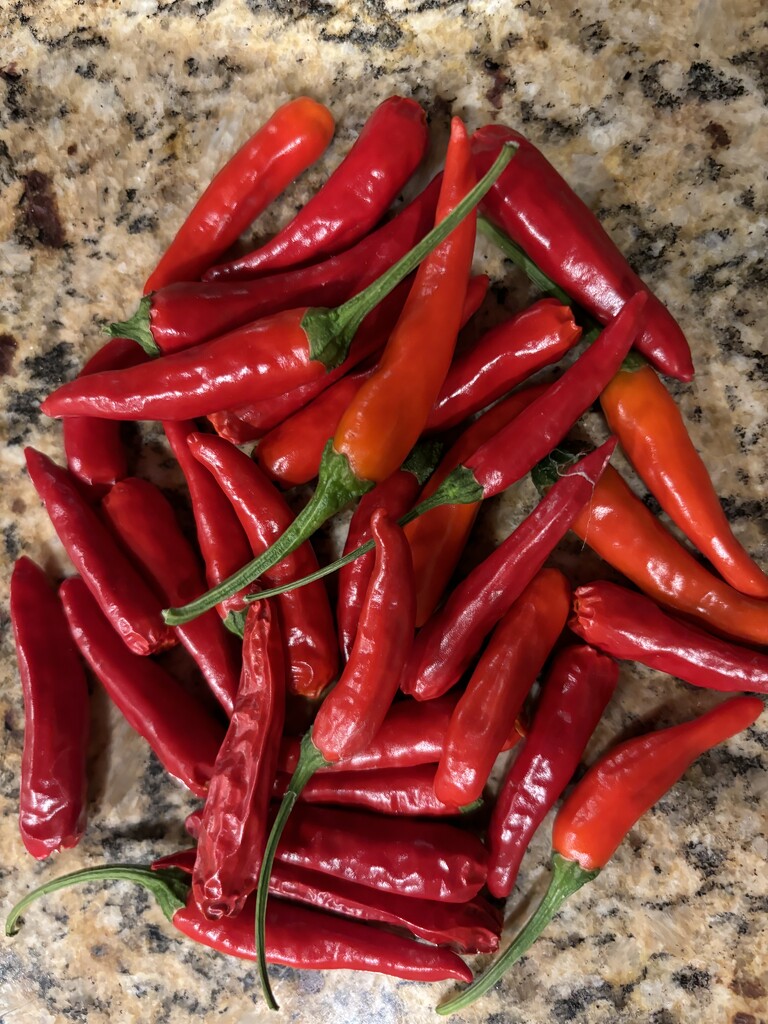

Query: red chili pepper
9;558;89;859
471;124;694;381
62;338;147;495
143;97;335;292
25;448;175;655
193;602;285;920
401;439;616;701
59;577;225;797
435;568;571;808
439;696;762;1013
600;352;768;598
187;433;338;696
487;644;618;899
571;581;768;694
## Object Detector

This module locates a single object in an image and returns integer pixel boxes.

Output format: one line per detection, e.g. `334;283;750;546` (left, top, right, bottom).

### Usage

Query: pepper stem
478;216;571;305
103;296;161;356
256;730;331;1010
530;445;584;496
436;854;599;1015
5;864;190;937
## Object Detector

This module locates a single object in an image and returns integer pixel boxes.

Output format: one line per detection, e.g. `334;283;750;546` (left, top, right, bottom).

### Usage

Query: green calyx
436;854;600;1015
530;444;586;496
224;609;248;638
619;349;649;373
103;295;161;356
402;438;443;486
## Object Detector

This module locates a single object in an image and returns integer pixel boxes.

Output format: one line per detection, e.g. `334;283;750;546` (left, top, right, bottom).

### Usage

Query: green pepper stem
5;864;190;937
436;854;599;1015
530;445;585;496
402;437;443;486
478;216;572;305
256;730;331;1010
104;296;161;356
223;609;248;638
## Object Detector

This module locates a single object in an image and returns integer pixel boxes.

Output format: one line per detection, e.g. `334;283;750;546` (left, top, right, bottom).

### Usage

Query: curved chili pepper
600;352;768;598
63;338;147;495
101;477;240;714
471;124;694;381
571;581;768;694
187;433;338;697
435;568;571;808
143;97;335;292
25;448;175;655
487;644;617;899
401;439;616;701
532;450;768;647
193;602;285;920
10;558;89;859
59;577;225;797
439;695;762;1013
207;97;428;280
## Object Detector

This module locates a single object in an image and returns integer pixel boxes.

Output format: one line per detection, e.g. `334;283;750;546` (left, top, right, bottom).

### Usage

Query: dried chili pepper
471;124;694;381
532;449;768;647
25;448;175;655
487;644;618;899
402;439;616;701
143;97;335;292
435;568;571;808
600;352;768;597
10;558;89;859
571;581;768;694
207;96;428;280
193;602;285;919
60;577;225;798
101;477;240;714
439;695;763;1013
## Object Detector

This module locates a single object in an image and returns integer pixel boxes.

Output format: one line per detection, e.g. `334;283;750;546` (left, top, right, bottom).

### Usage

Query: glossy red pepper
25;447;175;655
471;124;694;381
101;477;240;715
193;602;285;919
10;558;89;859
143;97;335;292
487;644;618;899
401;439;616;701
60;577;225;798
435;568;571;808
571;581;768;694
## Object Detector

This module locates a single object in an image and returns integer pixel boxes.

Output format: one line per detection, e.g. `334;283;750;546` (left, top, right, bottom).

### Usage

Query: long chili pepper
487;644;618;900
143;97;335;292
60;577;225;798
6;867;473;985
101;477;241;714
401;439;616;702
193;602;285;920
471;123;694;381
532;449;768;647
25;448;175;655
438;695;763;1013
63;338;147;494
187;433;338;696
42;142;515;424
208;96;428;281
435;568;571;808
600;352;768;597
571;581;768;694
10;558;89;860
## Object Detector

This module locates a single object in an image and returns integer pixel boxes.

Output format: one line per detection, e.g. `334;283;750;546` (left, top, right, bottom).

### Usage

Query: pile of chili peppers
7;94;766;1016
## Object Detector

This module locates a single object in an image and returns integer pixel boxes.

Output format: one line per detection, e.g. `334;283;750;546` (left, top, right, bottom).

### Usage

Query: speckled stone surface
1;1;767;1022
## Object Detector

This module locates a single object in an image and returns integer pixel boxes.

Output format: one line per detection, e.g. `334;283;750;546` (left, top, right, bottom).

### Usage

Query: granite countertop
0;1;766;1022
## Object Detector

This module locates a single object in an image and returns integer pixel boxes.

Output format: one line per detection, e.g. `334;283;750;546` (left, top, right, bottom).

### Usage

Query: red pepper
471;124;694;381
435;568;571;808
187;434;338;696
144;97;335;292
571;581;768;694
9;558;89;859
101;477;241;714
59;577;225;798
25;448;175;655
439;696;762;1013
62;338;147;495
401;439;616;701
487;644;618;899
193;602;285;919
